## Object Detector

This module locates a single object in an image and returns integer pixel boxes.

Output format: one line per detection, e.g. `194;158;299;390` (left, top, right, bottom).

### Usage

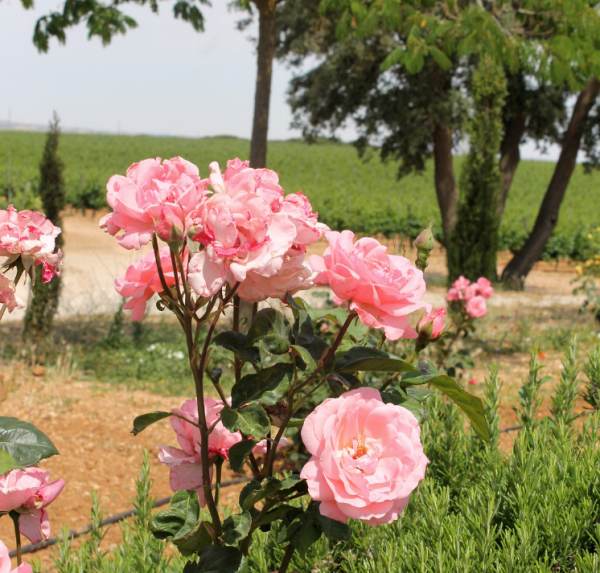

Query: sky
1;0;559;159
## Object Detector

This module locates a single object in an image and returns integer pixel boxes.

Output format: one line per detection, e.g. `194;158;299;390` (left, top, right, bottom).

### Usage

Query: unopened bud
414;226;435;271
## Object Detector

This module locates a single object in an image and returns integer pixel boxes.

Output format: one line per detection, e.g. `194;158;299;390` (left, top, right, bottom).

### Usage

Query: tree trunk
497;111;526;218
432;122;458;244
250;0;277;169
501;78;600;289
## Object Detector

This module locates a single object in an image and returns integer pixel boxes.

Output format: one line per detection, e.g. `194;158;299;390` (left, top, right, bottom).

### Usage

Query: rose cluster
0;467;64;544
0;206;62;316
447;275;494;318
105;157;326;318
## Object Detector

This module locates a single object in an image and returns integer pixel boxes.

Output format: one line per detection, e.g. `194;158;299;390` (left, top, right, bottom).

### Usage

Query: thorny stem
214;458;223;507
318;311;357;368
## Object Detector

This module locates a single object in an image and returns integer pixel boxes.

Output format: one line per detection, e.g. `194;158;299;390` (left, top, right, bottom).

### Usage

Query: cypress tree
23;113;65;350
447;57;507;282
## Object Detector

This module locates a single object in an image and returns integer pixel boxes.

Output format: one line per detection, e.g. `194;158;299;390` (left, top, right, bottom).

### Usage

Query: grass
2;130;600;259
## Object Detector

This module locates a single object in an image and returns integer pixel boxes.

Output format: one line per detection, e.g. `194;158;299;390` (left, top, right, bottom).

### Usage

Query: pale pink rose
300;387;428;525
0;540;32;573
417;307;446;339
158;397;241;504
114;247;176;321
100;157;208;249
465;295;487;318
0;206;62;274
474;277;494;299
187;159;324;302
0;274;22;313
236;248;316;302
279;192;328;247
188;160;296;283
0;468;65;544
311;231;427;340
252;437;291;457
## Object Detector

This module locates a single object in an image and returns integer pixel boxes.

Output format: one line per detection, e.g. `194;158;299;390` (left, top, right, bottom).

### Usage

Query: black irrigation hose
9;477;249;558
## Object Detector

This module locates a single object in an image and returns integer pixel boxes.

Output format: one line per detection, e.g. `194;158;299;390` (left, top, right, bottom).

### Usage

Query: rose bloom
100;157;208;249
465;295;487;318
187;159;325;302
159;397;287;503
446;275;471;302
115;246;176;321
0;206;62;276
301;387;428;525
474;277;494;299
0;274;22;313
0;468;65;544
417;307;446;339
0;540;31;573
311;231;427;340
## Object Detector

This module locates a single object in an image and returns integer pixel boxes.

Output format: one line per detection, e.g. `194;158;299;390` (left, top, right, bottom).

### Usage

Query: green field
1;130;599;259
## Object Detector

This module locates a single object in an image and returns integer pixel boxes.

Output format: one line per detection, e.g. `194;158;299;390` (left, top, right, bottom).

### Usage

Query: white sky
1;0;559;160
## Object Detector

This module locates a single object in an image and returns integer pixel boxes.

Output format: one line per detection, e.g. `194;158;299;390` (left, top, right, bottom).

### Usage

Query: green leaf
221;404;271;438
222;511;252;546
0;417;58;467
184;545;243;573
228;439;256;473
231;363;292;408
291;344;317;372
427;375;490;441
152;490;202;552
213;331;259;364
248;308;289;343
318;513;351;541
286;502;323;553
239;477;286;510
335;347;413;373
131;411;171;436
173;521;213;556
429;46;453;70
0;449;18;475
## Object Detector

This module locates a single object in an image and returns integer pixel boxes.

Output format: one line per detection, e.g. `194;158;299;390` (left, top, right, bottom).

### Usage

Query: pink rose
474;277;494;299
100;157;208;249
0;540;32;573
158;397;241;504
235;248;316;302
0;274;22;313
0;468;65;544
187;159;325;302
310;231;427;340
417;307;446;339
465;295;487;318
114;246;176;321
446;275;471;302
300;388;428;525
0;206;62;273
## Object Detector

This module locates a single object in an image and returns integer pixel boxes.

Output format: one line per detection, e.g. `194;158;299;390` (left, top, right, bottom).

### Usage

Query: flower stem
278;544;295;573
11;512;22;565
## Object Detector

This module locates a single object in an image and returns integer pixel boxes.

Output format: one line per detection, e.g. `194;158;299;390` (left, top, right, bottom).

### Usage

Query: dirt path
4;213;585;323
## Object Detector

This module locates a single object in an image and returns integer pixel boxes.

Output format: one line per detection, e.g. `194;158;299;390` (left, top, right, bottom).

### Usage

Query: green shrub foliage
55;346;600;572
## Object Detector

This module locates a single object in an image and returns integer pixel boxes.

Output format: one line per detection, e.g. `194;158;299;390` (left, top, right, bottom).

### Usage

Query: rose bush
99;156;489;573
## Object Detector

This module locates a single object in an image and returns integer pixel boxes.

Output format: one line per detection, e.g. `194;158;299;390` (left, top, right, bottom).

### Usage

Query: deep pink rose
0;468;65;544
0;540;32;573
300;388;428;525
0;206;62;275
465;295;487;318
0;274;22;313
100;157;208;249
114;247;176;321
311;231;427;340
417;307;446;339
